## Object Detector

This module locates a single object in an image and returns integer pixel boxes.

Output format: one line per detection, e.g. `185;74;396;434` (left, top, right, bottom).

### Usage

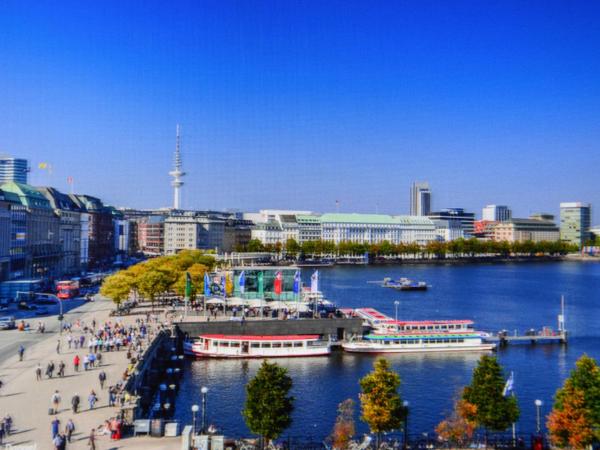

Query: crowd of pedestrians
25;314;161;449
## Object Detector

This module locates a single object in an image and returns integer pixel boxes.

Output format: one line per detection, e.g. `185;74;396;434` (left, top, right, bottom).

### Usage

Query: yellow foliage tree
359;358;406;447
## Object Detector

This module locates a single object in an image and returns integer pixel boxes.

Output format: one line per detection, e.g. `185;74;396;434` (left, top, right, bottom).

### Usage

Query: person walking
98;371;106;390
51;418;60;439
18;345;25;361
64;418;75;443
35;364;42;381
58;361;66;378
47;361;55;378
73;355;80;372
52;432;65;450
87;390;97;410
56;339;61;354
67;334;72;349
51;390;61;415
71;394;80;414
87;429;96;450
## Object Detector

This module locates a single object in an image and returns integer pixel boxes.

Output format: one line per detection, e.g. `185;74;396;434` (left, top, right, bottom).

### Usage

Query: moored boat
184;334;331;358
382;277;429;291
343;309;495;353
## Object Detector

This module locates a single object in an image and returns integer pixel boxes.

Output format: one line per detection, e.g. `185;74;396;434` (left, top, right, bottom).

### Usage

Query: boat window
427;326;434;330
434;325;440;330
230;342;240;348
251;343;260;348
293;342;303;347
261;343;271;348
419;326;426;330
448;325;454;329
384;341;390;345
400;340;407;344
450;339;457;343
212;341;217;347
458;339;464;343
272;343;282;348
393;340;400;345
283;343;293;348
220;342;229;347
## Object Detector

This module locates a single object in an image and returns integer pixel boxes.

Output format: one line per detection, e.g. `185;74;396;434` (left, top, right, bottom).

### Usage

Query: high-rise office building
482;205;512;222
560;202;591;248
410;182;431;216
0;157;29;184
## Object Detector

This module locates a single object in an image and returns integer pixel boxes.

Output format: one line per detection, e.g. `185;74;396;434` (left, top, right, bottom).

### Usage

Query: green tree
285;238;300;256
462;355;520;433
243;360;294;447
359;358;406;447
547;354;600;448
137;266;176;305
100;271;132;306
247;239;266;252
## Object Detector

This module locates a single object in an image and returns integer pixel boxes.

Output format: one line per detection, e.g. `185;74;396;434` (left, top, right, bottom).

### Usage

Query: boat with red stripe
184;334;331;358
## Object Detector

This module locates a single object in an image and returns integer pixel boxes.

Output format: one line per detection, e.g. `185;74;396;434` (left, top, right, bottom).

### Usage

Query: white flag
502;371;514;397
310;270;319;293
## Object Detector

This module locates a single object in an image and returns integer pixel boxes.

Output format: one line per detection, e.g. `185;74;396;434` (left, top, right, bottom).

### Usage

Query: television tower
169;124;186;209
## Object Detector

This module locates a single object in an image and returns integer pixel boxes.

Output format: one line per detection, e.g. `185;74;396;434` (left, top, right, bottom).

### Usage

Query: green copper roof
1;182;52;209
320;213;434;226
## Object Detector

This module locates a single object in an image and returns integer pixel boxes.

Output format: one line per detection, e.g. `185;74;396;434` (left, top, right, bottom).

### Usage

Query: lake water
173;261;600;439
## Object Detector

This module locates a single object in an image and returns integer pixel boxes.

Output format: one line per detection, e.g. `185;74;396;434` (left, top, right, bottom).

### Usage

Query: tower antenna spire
169;124;186;209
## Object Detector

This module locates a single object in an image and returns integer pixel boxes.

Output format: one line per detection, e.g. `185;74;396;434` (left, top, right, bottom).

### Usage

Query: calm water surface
174;262;600;438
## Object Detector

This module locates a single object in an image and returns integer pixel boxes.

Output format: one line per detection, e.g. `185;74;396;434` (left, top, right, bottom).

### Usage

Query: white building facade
320;213;436;245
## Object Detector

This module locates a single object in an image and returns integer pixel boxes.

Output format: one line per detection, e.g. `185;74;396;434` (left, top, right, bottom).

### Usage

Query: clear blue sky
1;1;599;222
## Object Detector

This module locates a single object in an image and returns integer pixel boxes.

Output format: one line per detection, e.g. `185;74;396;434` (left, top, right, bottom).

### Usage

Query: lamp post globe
402;400;409;449
201;386;209;434
534;399;543;434
191;404;199;433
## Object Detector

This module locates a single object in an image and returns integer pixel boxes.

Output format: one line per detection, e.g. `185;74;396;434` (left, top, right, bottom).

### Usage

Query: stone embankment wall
176;317;365;342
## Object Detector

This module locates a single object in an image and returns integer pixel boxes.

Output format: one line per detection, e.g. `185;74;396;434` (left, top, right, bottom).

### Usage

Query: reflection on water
174;262;600;438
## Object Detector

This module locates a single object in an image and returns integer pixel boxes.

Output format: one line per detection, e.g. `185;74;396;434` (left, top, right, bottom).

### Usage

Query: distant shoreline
288;254;600;267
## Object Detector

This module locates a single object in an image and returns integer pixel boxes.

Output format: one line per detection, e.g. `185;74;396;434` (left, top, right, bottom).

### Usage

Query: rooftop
320;213;434;226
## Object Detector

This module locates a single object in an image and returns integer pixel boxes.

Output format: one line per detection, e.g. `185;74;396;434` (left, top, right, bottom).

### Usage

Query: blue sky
1;1;599;222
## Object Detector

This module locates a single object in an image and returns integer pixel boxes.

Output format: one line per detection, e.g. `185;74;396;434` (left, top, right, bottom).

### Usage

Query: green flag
257;271;264;297
185;272;192;298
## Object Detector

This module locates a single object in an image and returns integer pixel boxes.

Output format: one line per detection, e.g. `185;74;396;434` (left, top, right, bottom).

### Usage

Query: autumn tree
359;358;406;448
329;399;356;450
436;398;478;446
243;361;294;448
462;355;519;433
547;355;600;448
100;271;132;306
172;263;208;300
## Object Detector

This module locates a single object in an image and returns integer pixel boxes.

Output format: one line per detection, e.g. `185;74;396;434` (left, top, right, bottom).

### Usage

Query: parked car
17;301;35;310
0;316;16;330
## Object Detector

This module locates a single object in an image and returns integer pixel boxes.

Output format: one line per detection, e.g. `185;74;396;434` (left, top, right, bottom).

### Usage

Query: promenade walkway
0;296;179;450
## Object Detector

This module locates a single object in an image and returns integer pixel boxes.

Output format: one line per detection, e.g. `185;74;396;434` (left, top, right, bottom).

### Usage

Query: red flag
274;271;283;295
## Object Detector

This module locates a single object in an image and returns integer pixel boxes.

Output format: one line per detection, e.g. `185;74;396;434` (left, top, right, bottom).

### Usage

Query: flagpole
511;372;516;446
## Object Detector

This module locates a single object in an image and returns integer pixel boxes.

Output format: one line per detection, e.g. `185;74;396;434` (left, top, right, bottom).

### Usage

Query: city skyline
2;1;600;221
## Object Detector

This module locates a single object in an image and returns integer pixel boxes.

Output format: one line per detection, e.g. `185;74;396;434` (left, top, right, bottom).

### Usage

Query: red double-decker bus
56;280;80;300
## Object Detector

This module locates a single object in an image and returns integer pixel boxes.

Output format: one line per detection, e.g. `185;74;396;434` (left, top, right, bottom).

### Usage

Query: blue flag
238;271;246;294
204;272;211;297
293;270;301;294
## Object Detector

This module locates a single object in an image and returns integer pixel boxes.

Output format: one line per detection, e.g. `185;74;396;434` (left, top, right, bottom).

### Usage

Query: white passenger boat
184;334;331;358
343;309;495;353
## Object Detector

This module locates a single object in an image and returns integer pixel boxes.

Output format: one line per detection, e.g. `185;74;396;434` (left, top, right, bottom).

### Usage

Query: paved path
0;297;180;450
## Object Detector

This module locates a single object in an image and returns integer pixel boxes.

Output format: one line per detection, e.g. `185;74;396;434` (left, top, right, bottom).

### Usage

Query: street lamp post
403;400;409;450
191;404;199;434
201;386;209;434
535;399;543;434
